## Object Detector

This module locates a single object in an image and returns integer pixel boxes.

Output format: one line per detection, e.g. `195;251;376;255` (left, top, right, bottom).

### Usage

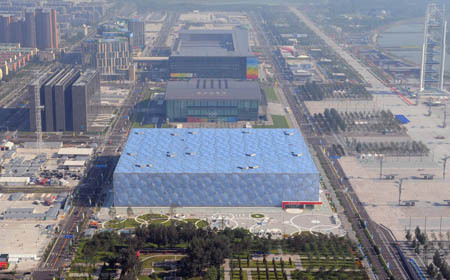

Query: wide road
288;6;390;92
250;9;409;280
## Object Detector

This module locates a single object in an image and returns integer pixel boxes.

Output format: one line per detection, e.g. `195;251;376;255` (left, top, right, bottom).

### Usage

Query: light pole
396;178;407;206
443;104;447;128
376;154;384;180
442;156;450;180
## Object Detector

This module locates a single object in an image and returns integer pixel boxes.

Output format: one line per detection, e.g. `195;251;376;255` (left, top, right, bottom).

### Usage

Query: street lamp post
396;178;408;206
376;154;384;180
442;156;450;180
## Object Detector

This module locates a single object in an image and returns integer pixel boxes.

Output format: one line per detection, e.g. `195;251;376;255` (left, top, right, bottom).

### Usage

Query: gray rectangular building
166;79;261;122
55;68;80;131
169;28;258;80
43;67;80;131
72;70;100;132
30;67;99;132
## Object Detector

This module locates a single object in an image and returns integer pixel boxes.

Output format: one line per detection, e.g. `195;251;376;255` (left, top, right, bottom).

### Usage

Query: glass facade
113;128;320;207
114;173;319;207
166;99;259;122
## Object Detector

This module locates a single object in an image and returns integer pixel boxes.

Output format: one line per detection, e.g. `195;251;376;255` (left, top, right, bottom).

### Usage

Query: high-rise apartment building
50;9;58;49
24;10;36;48
0;8;57;49
9;17;24;44
0;15;11;43
35;9;53;49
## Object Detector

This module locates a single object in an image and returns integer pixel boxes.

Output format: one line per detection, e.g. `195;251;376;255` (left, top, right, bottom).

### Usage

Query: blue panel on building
113;128;320;207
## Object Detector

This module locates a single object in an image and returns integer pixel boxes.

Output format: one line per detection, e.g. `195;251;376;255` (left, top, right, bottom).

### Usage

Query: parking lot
0;193;60;271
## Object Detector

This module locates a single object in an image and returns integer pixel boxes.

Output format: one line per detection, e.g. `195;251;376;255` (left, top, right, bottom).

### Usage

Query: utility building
113;129;320;208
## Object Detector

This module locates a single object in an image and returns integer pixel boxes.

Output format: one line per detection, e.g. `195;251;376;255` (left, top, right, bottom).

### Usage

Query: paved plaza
99;187;345;237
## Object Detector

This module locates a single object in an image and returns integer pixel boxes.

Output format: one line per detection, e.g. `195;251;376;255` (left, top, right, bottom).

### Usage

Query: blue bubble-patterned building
113;128;320;207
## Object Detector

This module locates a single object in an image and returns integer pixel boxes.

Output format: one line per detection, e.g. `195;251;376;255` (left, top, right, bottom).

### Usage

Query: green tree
434;250;443;268
427;263;436;278
405;229;412;242
204;266;218;280
127;206;134;218
109;207;116;220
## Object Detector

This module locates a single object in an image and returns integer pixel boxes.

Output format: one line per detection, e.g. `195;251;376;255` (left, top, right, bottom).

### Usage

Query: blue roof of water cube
114;128;318;174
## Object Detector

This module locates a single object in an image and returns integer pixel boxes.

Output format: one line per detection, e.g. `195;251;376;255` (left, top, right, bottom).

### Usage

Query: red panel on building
0;262;8;270
282;201;322;209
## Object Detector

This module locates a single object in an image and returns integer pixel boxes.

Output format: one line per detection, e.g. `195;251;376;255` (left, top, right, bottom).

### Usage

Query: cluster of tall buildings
81;20;144;81
29;67;100;132
0;8;58;49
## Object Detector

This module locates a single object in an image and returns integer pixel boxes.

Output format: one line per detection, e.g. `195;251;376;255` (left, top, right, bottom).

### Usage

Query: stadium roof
172;28;252;57
115;129;318;174
165;79;261;100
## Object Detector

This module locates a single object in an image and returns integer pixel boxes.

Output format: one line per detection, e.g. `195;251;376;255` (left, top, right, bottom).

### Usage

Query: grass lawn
69;265;97;274
132;122;155;128
139;213;168;221
291;270;367;280
196;220;208;228
105;218;140;229
149;219;170;225
264;87;278;102
254;115;289;128
142;255;182;269
251;214;264;218
250;270;283;280
231;260;295;269
231;270;249;280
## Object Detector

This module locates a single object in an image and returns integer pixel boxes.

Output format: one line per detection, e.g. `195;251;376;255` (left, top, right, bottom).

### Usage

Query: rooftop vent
246;153;256;157
291;152;302;157
284;131;294;136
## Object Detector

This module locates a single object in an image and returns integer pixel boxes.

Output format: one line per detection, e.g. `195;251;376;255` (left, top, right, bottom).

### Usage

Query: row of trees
324;108;346;132
348;140;429;156
429;250;450;279
298;82;372;102
406;227;450;279
81;225;361;279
